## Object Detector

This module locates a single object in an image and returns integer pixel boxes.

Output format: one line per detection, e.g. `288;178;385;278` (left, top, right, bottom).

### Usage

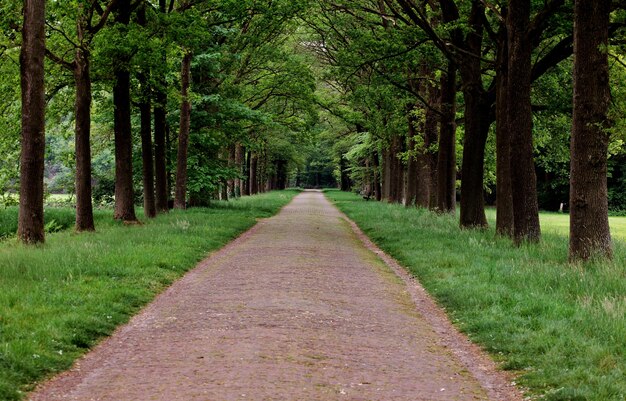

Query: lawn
0;190;298;400
326;190;626;401
484;208;626;242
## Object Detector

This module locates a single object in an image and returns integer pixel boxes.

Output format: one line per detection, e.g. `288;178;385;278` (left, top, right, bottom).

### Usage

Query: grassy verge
0;190;298;400
325;190;625;401
484;208;626;241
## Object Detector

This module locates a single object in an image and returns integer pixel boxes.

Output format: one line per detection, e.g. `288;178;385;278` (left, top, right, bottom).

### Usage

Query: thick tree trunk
458;1;489;228
18;0;46;243
569;0;612;260
388;135;404;203
382;148;391;200
174;52;192;209
508;0;540;243
113;2;137;222
495;35;514;236
372;150;382;201
405;109;418;206
73;46;95;231
140;94;156;218
249;153;258;195
227;145;235;197
154;1;169;212
154;97;168;212
235;143;243;197
459;91;490;228
425;83;439;210
137;5;156;218
437;63;457;213
243;150;250;196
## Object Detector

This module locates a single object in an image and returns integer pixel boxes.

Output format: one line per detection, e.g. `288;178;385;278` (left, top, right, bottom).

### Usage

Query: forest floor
29;190;520;401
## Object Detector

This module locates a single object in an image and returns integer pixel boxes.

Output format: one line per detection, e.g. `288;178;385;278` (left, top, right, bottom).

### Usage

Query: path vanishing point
30;190;522;401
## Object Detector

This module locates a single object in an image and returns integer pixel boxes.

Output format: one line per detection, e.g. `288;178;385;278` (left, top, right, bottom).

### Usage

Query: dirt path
31;191;521;401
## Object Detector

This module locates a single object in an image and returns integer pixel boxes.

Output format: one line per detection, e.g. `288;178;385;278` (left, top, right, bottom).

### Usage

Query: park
1;1;625;400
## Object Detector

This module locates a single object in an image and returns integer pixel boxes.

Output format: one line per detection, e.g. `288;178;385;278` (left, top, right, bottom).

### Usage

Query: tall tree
507;0;540;243
18;0;46;243
174;51;192;209
154;0;169;212
569;0;612;260
137;4;156;218
112;0;138;222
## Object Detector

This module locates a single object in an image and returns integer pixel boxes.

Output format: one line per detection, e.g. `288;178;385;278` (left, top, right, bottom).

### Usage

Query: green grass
325;190;626;401
484;208;626;241
0;190;298;400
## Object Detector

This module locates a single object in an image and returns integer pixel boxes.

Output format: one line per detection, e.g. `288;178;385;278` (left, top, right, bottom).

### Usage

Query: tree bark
458;2;490;228
74;46;95;231
425;82;439;210
235;143;243;196
249;153;258;195
243;150;250;196
174;51;192;209
113;1;137;222
569;0;612;260
495;30;514;236
508;0;540;243
372;150;382;201
137;5;156;218
227;144;235;197
18;0;46;243
437;62;457;213
140;93;156;218
405;108;418;206
382;147;391;200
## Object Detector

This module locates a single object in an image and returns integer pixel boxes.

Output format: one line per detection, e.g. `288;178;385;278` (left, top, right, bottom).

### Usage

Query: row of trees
306;0;624;261
3;0;317;243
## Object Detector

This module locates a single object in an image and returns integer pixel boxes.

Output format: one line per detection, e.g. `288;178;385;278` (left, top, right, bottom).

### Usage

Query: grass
325;190;626;401
484;208;626;241
0;190;298;400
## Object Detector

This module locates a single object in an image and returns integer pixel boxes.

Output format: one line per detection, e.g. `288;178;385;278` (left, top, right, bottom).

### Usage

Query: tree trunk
425;82;439;210
372;150;382;201
249;153;259;195
235;143;243;197
73;39;95;231
459;87;490;228
18;0;46;243
508;0;540;243
227;144;235;197
137;5;156;219
495;32;514;236
405;106;418;206
569;0;612;260
436;62;457;213
458;1;489;228
112;2;137;222
243;150;250;196
174;51;192;209
140;93;156;218
382;148;391;200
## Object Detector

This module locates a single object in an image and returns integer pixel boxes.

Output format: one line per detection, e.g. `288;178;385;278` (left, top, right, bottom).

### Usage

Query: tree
174;51;192;209
507;0;540;243
112;0;137;222
18;0;46;244
569;0;612;260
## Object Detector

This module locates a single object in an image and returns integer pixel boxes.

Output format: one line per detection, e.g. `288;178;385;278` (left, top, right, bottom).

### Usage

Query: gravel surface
30;190;521;401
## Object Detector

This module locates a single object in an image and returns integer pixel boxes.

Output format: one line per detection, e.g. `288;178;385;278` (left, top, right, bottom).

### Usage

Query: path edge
27;197;292;400
326;194;525;401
